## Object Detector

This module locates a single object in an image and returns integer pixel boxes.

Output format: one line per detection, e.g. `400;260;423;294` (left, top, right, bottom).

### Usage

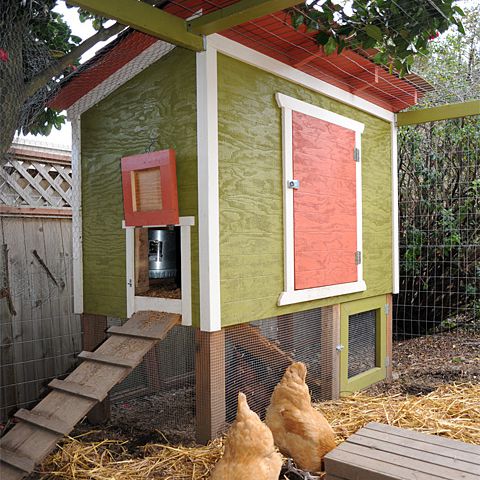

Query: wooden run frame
396;99;480;126
68;0;302;52
276;92;367;306
124;216;195;326
339;295;388;395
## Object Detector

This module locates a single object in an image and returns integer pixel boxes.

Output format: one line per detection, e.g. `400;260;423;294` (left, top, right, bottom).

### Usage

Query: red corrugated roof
51;1;431;112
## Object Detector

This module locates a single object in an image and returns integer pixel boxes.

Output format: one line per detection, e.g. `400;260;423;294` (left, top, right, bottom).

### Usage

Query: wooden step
107;325;171;340
78;350;137;369
49;379;104;402
0;448;35;473
14;409;71;436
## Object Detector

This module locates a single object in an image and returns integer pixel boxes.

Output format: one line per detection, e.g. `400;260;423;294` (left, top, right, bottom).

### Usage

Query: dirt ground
368;328;480;395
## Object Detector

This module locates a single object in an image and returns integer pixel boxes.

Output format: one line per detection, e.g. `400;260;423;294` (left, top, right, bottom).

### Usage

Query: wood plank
108;311;179;340
78;350;138;369
325;448;439;480
24;218;56;390
195;329;226;443
0;448;35;473
134;228;149;295
14;408;71;435
338;442;479;480
357;427;480;465
48;379;105;402
58;218;80;362
365;422;480;455
347;432;480;476
0;243;18;420
0;311;180;480
68;0;203;51
232;324;293;372
0;206;72;217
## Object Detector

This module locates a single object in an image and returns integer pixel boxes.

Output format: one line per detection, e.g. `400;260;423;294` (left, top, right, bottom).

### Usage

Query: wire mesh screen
348;310;377;378
395;116;479;340
221;306;335;423
107;319;196;442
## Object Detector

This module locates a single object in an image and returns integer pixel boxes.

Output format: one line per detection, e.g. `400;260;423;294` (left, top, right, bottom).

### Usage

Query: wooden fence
0;143;82;422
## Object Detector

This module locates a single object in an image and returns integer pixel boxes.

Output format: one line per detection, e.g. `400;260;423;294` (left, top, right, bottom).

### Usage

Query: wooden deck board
0;311;180;480
324;422;480;480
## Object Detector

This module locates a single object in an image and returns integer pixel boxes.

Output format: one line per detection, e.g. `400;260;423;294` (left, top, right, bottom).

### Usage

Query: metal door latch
336;344;345;352
287;179;300;189
128;279;133;287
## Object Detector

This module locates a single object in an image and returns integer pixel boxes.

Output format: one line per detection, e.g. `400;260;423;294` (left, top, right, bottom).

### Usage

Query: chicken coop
47;0;430;444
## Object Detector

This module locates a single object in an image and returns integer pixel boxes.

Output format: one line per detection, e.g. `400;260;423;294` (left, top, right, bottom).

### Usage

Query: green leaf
365;24;383;43
323;36;338;55
316;30;330;46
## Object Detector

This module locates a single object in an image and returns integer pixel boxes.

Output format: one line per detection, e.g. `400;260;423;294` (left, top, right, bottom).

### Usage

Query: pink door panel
292;111;357;290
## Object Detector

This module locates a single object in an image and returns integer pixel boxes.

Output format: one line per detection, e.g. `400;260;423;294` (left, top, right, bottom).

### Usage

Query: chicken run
33;330;480;480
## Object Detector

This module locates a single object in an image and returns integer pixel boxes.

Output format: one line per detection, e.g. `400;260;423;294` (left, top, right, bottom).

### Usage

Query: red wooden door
292;111;357;290
121;149;179;227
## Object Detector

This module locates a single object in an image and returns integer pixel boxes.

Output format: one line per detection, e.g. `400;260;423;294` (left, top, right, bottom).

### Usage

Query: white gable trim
209;34;395;123
66;40;175;120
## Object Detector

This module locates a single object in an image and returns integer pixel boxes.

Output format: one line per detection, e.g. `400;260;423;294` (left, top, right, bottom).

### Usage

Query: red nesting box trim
121;149;179;227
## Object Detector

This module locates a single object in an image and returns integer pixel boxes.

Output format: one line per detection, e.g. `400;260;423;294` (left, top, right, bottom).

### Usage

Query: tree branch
24;21;127;99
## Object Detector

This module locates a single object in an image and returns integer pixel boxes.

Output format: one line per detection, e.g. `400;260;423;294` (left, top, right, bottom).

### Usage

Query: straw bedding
39;382;480;479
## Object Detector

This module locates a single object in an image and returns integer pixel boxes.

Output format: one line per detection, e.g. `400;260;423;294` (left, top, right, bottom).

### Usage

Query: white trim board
71;116;83;314
391;123;400;294
124;216;195;326
66;40;175;120
196;41;221;332
209;34;395;123
277;92;366;306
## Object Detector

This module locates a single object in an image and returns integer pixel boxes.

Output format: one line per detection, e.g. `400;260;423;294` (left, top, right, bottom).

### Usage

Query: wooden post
331;304;341;400
386;294;393;381
277;313;294;353
81;314;111;423
0;244;18;421
134;228;149;295
319;305;340;401
195;329;225;443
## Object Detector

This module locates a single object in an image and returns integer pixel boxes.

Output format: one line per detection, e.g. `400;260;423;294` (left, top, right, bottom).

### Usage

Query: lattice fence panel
0;159;72;209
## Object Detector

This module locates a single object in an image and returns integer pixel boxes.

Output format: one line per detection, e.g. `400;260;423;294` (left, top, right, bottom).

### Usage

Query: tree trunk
0;4;27;165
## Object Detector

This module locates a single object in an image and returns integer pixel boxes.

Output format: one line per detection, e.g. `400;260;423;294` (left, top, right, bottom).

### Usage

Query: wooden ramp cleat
78;350;138;369
49;378;105;403
0;448;35;474
14;409;71;436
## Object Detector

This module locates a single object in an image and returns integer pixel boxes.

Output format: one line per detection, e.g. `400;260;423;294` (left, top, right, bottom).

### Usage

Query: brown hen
265;362;336;472
210;392;283;480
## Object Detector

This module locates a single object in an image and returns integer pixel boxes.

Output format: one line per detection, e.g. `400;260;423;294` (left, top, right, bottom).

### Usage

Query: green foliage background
395;6;479;336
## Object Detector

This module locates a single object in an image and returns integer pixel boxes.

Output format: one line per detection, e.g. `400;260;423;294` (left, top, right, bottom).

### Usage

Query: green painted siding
81;48;199;321
218;53;392;327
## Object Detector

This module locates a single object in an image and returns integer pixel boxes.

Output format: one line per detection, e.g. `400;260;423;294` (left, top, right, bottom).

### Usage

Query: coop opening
135;226;181;299
348;309;378;378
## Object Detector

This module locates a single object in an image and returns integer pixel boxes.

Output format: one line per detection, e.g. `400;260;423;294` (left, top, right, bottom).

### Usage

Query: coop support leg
81;313;111;424
320;305;340;400
386;294;393;381
195;329;225;443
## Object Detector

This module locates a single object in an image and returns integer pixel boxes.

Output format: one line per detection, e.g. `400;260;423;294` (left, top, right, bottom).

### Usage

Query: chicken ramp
0;310;180;480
